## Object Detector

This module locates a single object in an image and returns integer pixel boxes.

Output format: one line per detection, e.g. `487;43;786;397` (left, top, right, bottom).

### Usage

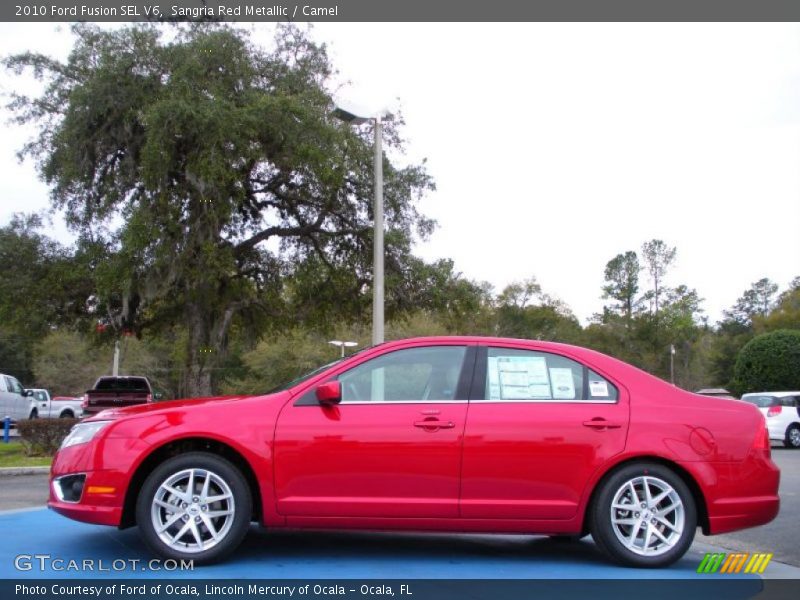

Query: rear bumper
694;452;781;535
707;494;780;535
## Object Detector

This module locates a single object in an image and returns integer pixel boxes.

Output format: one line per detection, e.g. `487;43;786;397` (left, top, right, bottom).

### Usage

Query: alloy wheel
609;475;685;557
150;468;236;554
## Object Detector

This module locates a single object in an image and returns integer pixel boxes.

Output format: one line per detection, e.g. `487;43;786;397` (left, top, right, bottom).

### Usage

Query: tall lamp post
332;104;385;346
329;340;358;358
670;344;676;385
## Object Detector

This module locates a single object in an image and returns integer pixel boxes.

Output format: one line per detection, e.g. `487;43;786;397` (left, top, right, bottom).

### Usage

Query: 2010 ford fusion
49;336;780;567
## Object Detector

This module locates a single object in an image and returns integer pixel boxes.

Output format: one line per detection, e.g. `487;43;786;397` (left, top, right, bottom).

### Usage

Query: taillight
80;394;88;409
753;417;771;458
767;405;782;417
146;393;153;403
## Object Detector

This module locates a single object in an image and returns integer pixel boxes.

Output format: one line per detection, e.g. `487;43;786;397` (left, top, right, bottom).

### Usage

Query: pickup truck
26;389;82;419
81;376;159;417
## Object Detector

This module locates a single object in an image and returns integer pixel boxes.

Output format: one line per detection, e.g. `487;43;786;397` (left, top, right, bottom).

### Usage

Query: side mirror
24;390;33;397
154;392;163;401
315;381;341;405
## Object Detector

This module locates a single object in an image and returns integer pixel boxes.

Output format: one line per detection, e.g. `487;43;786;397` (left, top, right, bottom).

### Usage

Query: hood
85;394;257;421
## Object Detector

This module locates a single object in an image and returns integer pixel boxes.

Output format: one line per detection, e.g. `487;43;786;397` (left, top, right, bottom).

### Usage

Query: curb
0;466;50;476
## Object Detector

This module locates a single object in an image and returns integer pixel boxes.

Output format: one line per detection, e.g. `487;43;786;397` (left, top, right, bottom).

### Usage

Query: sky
1;22;799;324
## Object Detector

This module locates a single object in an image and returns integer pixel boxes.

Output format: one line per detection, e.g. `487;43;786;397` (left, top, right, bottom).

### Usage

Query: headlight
60;421;110;450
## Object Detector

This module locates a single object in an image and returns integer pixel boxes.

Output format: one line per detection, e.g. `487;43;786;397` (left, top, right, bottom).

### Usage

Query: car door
274;343;474;518
460;345;629;520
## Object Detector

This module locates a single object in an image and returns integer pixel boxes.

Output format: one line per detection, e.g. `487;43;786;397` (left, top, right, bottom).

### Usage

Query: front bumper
48;435;150;527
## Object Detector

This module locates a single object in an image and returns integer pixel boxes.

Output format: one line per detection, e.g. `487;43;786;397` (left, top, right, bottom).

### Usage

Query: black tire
60;411;74;419
785;424;800;449
136;452;252;564
590;462;696;568
28;409;38;419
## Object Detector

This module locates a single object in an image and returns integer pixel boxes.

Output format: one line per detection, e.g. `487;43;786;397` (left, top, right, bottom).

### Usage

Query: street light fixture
329;340;358;358
333;102;387;346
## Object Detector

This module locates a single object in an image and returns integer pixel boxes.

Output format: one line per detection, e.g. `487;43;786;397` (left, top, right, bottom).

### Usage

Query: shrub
16;418;77;456
731;329;800;395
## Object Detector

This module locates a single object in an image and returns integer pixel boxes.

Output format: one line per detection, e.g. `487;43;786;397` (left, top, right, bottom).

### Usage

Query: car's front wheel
590;463;696;567
136;452;252;564
785;424;800;449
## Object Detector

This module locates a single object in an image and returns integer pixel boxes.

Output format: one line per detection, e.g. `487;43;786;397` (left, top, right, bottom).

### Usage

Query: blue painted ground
0;508;759;580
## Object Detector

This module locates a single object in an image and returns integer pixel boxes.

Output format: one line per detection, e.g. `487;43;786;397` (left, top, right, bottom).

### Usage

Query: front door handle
582;418;622;430
414;420;455;430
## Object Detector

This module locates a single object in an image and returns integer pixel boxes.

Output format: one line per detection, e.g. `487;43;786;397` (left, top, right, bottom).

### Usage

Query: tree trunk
183;300;238;398
184;302;214;398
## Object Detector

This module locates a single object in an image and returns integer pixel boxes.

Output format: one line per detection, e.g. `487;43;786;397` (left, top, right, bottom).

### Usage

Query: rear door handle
414;420;455;429
582;419;622;430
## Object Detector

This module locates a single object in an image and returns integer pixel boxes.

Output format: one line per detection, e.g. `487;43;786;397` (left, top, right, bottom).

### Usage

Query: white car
741;391;800;449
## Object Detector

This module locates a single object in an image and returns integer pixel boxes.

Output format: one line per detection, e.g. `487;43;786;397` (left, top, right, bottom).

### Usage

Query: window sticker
589;380;609;397
549;367;576;399
489;355;551;400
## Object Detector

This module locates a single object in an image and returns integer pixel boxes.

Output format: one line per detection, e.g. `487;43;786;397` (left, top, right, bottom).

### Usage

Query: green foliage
17;418;77;456
754;277;800;332
725;278;779;326
496;278;582;343
602;251;640;319
731;329;800;394
5;23;437;396
641;239;676;316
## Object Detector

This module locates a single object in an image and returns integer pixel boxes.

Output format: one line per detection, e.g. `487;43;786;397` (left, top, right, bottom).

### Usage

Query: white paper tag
589;380;609;397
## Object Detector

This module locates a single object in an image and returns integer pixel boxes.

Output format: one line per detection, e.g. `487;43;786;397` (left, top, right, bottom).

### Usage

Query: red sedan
49;337;779;567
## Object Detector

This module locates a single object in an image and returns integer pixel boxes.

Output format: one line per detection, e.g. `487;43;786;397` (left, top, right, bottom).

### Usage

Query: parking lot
1;447;798;581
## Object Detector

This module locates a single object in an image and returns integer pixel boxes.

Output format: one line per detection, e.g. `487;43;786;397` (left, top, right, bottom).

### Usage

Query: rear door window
482;347;617;402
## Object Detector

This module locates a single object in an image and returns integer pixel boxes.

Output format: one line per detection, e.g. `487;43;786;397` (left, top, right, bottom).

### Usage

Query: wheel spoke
627;481;640;505
206;508;234;518
187;470;196;498
643;523;654;550
206;492;232;503
154;498;177;511
627;520;642;546
657;502;680;517
189;520;204;549
171;520;192;543
157;512;184;533
201;514;218;539
643;477;653;505
650;489;671;506
164;485;188;502
200;472;211;502
652;526;670;544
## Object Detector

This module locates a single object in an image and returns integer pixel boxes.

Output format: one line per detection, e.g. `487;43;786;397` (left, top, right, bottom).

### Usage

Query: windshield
742;395;779;408
267;359;343;394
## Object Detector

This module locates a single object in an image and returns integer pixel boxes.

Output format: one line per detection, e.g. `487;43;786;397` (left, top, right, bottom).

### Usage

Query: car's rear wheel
785;424;800;449
28;409;38;419
590;463;696;567
135;452;251;564
59;411;74;419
